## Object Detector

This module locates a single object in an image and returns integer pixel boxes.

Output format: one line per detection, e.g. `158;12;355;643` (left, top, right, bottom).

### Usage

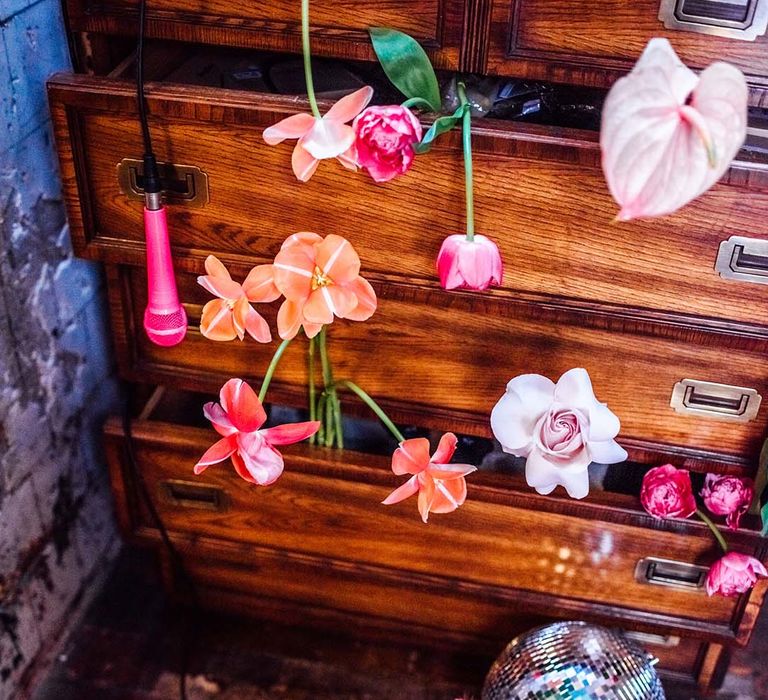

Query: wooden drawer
65;0;465;69
106;264;768;473
104;392;768;648
482;0;768;98
48;72;768;336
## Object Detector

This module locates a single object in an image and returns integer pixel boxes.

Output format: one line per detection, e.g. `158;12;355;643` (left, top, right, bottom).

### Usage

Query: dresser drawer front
48;74;768;333
485;0;768;95
65;0;464;68
104;413;767;642
107;264;768;469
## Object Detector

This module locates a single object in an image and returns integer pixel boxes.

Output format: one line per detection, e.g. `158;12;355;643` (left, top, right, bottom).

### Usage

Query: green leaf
413;104;466;154
762;502;768;537
369;27;441;112
751;437;768;516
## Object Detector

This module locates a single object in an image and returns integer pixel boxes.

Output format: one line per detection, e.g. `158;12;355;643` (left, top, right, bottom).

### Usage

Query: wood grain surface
48;74;768;336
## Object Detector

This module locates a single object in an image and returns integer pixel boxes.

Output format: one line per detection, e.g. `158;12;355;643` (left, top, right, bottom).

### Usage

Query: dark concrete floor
33;547;767;700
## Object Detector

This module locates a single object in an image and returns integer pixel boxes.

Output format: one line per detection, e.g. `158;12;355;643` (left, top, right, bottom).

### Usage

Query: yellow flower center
311;265;332;290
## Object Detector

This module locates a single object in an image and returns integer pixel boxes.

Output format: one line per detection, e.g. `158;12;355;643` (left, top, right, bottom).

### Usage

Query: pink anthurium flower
601;38;747;221
195;378;320;485
263;86;374;182
272;232;377;340
197;255;280;343
382;433;477;523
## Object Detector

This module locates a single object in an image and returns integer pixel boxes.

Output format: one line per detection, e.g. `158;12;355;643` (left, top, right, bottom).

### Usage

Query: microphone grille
143;306;188;347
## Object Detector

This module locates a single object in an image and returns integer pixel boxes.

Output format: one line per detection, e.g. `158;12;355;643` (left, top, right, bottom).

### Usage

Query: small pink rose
353;105;422;182
705;551;767;597
640;464;697;519
436;234;503;291
701;474;754;531
491;368;627;499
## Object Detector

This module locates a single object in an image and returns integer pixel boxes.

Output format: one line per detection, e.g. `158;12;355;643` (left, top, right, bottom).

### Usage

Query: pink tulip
195;379;320;485
436;234;503;291
353;105;422;182
640;464;697;519
601;38;747;221
382;433;476;523
701;474;754;530
263;86;374;182
705;552;767;597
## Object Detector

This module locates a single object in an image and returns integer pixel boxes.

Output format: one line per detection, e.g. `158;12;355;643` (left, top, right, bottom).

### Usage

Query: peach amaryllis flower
195;378;320;486
382;433;476;523
601;38;747;221
272;232;377;340
197;255;280;343
263;86;374;182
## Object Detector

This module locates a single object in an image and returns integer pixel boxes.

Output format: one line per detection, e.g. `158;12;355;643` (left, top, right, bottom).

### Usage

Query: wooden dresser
49;0;768;693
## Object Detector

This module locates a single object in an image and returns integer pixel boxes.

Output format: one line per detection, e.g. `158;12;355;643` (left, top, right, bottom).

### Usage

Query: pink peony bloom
195;378;320;485
263;86;374;182
701;474;754;530
601;38;747;221
491;368;626;499
353;105;423;182
382;433;476;523
436;234;503;291
705;552;767;597
640;464;697;519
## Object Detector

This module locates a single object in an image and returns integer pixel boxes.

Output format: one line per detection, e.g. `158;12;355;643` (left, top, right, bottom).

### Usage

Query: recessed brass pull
116;158;209;207
658;0;768;40
635;557;708;591
716;236;768;285
160;479;228;511
670;379;761;422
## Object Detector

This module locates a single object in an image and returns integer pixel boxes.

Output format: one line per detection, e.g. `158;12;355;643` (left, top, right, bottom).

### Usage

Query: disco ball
482;621;665;699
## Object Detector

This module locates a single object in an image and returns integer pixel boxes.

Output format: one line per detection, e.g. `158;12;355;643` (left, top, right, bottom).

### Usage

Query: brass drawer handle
160;479;228;511
624;630;681;649
670;379;761;422
116;158;210;208
716;236;768;285
635;557;708;591
658;0;768;40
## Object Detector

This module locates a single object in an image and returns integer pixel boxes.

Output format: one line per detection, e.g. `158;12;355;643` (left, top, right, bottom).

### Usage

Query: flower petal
587;438;628;465
336;145;359;171
281;232;324;251
324;86;374;123
263;112;316;145
392;438;431;475
417;475;436;523
194;437;237;473
197;272;243;302
238;442;285;486
427;463;477;480
203;401;237;437
301;120;355;160
243;264;281;303
230;452;258;484
343;277;377;322
242;303;272;344
273;246;315;301
316;234;361;283
291;142;320;182
525;448;591;499
301;289;335;326
429;477;467;514
381;474;419;505
219;378;267;433
277;299;304;340
490;374;555;455
431;432;458;465
553;368;598;412
261;421;321;446
204;255;233;281
200;299;237;342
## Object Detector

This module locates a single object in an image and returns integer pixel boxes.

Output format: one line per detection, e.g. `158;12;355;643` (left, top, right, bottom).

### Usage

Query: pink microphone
143;203;187;346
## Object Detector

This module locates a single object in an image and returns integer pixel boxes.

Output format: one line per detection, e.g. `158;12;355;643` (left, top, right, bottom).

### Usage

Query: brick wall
0;1;120;696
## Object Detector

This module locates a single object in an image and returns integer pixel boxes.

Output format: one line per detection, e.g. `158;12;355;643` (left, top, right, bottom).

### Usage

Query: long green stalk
697;508;729;553
258;338;292;403
457;82;474;242
335;380;405;443
301;0;322;119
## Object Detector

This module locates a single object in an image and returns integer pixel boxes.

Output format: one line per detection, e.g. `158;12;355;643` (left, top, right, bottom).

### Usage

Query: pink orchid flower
263;86;374;182
382;433;476;523
197;255;280;343
195;378;320;486
601;38;747;221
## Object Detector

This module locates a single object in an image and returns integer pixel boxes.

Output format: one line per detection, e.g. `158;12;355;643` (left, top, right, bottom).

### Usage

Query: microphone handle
144;206;181;314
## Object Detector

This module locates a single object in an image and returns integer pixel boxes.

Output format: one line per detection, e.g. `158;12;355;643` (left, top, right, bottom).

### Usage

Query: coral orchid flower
197;255;280;342
195;379;320;486
263;86;374;182
601;38;747;221
272;232;377;340
382;433;476;523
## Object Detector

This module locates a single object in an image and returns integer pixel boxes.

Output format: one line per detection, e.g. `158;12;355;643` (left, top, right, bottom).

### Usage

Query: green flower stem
457;82;474;242
316;392;327;444
334;379;405;443
318;327;343;449
401;96;434;111
258;338;292;404
308;335;317;445
301;0;322;119
697;508;729;554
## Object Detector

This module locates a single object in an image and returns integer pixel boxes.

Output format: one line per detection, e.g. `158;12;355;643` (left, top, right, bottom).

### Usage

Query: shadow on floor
33;547;767;700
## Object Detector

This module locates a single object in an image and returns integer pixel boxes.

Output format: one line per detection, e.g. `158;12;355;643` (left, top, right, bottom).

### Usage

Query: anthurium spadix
601;38;747;221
